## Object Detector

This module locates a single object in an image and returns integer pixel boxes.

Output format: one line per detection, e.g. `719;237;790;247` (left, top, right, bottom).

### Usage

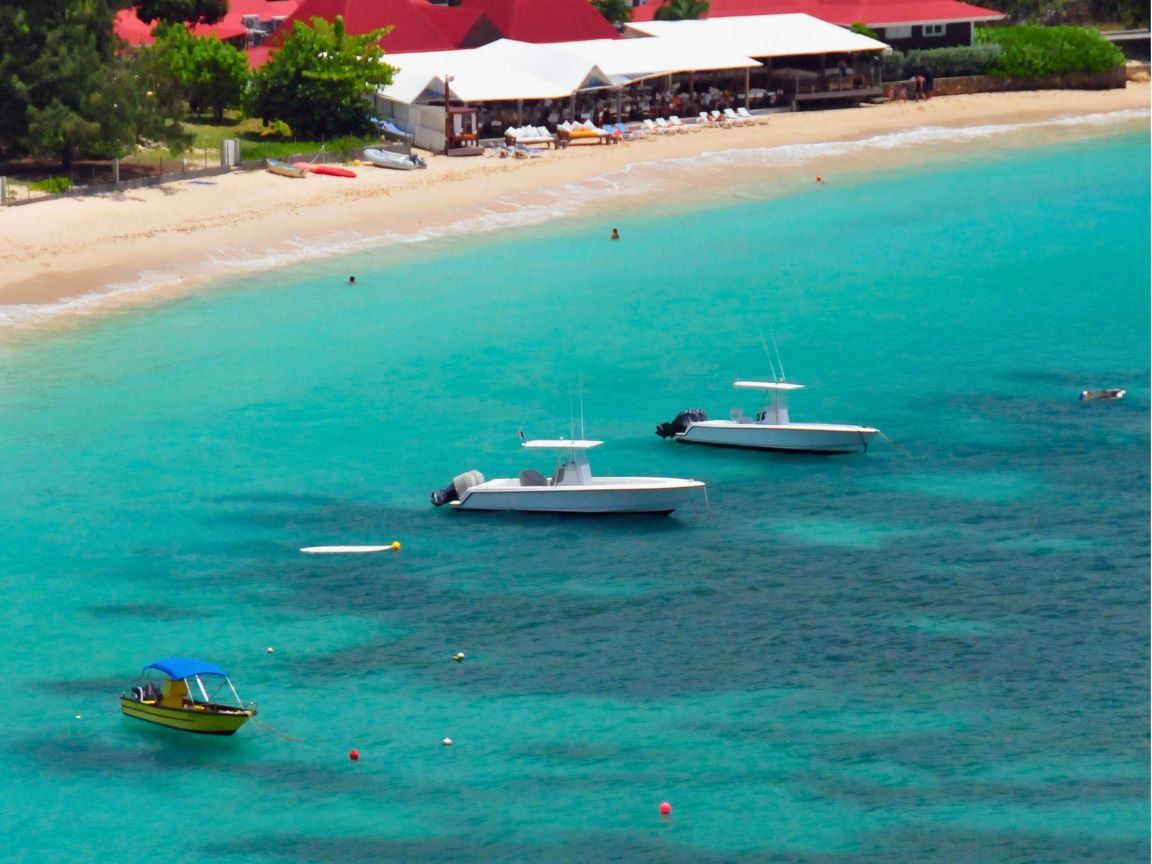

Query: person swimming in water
610;228;620;240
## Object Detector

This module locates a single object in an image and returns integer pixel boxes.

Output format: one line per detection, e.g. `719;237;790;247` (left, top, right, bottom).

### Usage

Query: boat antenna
756;323;780;383
568;385;575;441
769;326;786;382
578;374;586;440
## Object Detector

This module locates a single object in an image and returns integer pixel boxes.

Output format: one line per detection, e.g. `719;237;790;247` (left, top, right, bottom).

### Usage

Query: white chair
641;118;664;135
723;108;749;126
669;115;700;133
709;110;731;128
698;111;717;128
737;106;768;125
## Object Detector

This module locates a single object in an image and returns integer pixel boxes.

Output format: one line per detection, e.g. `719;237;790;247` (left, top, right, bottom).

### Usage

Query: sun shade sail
625;14;889;57
145;658;228;679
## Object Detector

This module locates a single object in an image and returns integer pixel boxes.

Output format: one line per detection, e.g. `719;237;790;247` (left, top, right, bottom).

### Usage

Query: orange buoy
659;801;672;816
349;749;360;761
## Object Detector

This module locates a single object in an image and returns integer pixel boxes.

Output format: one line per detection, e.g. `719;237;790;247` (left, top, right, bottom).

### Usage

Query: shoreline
1;86;1147;329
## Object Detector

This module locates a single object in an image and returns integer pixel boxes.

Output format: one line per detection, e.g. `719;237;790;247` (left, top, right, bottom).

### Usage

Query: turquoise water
1;122;1148;863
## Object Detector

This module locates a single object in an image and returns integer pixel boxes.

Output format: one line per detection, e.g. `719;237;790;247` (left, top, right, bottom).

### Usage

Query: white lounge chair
737;107;768;125
641;118;665;136
653;117;681;134
723;108;750;127
669;115;700;133
698;111;718;128
708;110;731;128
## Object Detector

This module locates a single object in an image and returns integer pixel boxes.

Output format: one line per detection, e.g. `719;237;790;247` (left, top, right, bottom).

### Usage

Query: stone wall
932;68;1127;95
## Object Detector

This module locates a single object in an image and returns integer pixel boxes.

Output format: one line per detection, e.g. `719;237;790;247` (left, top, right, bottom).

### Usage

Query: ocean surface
0;117;1147;863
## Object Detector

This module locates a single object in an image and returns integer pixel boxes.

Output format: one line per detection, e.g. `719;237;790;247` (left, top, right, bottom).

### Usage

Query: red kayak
293;162;357;178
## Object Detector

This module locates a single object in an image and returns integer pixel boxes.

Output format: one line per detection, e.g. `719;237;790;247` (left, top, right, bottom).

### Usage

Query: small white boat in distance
656;380;878;454
1080;388;1125;401
430;439;705;515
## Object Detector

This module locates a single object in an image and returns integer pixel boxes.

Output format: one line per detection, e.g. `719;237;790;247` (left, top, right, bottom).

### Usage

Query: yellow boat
120;658;257;736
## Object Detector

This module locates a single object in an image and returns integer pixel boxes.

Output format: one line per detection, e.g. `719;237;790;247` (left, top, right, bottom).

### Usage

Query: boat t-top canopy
734;381;806;391
521;439;604;449
144;658;229;680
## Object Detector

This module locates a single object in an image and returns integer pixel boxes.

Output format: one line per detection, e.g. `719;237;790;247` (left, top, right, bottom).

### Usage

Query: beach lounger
640;118;664;136
669;116;700;133
654;118;681;135
613;122;642;141
505;125;557;149
723;108;751;127
737;107;768;125
709;110;732;128
698;111;717;128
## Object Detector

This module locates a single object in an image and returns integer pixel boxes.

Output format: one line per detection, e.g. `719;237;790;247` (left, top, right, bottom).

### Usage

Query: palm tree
592;0;633;26
653;0;710;21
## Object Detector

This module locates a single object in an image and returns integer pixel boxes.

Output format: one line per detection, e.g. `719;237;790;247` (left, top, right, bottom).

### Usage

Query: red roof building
118;0;621;62
629;0;1004;50
115;0;301;48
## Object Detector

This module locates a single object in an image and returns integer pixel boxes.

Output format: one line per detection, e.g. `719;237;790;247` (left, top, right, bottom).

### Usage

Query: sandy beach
1;86;1147;320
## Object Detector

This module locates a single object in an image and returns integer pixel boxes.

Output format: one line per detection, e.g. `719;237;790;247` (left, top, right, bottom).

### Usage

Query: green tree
653;0;710;21
0;0;188;168
149;21;248;120
136;0;228;25
246;16;397;139
591;0;632;27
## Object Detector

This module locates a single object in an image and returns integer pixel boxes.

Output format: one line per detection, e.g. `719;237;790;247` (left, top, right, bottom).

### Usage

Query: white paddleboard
300;545;398;554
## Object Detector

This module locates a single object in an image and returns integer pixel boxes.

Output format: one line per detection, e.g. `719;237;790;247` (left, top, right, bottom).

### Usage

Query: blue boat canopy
144;658;228;680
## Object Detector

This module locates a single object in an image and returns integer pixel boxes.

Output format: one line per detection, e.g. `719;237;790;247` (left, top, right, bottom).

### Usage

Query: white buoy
266;647;274;654
442;737;453;747
452;652;465;662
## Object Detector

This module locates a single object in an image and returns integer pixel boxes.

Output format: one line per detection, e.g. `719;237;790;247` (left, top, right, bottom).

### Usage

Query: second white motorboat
656;380;879;454
430;438;705;515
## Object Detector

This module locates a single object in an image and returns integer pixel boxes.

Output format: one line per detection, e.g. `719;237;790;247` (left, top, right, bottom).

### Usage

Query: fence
2;141;410;207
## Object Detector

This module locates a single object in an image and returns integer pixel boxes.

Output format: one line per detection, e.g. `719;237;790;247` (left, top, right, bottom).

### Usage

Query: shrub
978;24;1126;77
32;177;72;193
902;45;1004;77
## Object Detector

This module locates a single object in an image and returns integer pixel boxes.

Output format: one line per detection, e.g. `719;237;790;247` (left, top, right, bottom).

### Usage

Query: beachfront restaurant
372;14;889;152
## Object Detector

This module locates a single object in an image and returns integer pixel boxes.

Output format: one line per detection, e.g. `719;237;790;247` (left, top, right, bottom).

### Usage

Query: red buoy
349;749;360;761
659;801;672;816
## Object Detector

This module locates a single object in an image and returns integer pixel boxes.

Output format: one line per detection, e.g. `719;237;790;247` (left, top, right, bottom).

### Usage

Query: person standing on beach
923;67;935;99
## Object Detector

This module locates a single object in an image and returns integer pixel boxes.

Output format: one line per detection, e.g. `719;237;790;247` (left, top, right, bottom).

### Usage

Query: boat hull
265;159;307;178
676;422;877;454
453;478;704;514
120;697;254;735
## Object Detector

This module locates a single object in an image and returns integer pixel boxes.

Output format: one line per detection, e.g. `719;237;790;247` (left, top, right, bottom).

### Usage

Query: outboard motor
655;409;708;439
430;470;484;506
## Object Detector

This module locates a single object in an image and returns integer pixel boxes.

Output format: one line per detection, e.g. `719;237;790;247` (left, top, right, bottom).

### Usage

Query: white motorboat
363;147;427;170
430;439;704;515
656;380;878;454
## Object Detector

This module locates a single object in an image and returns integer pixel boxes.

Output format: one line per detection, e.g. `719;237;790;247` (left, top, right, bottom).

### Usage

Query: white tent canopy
545;37;761;86
378;15;889;107
624;14;890;58
382;40;613;104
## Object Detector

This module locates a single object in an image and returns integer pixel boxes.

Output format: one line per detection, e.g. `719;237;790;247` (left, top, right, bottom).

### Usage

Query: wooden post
744;67;750;108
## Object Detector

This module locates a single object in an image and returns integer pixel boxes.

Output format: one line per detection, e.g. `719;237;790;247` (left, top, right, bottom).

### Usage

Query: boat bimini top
520;439;603;449
733;381;806;391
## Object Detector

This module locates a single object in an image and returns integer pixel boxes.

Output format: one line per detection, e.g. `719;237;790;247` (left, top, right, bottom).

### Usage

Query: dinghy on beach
363;148;427;170
265;159;308;178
